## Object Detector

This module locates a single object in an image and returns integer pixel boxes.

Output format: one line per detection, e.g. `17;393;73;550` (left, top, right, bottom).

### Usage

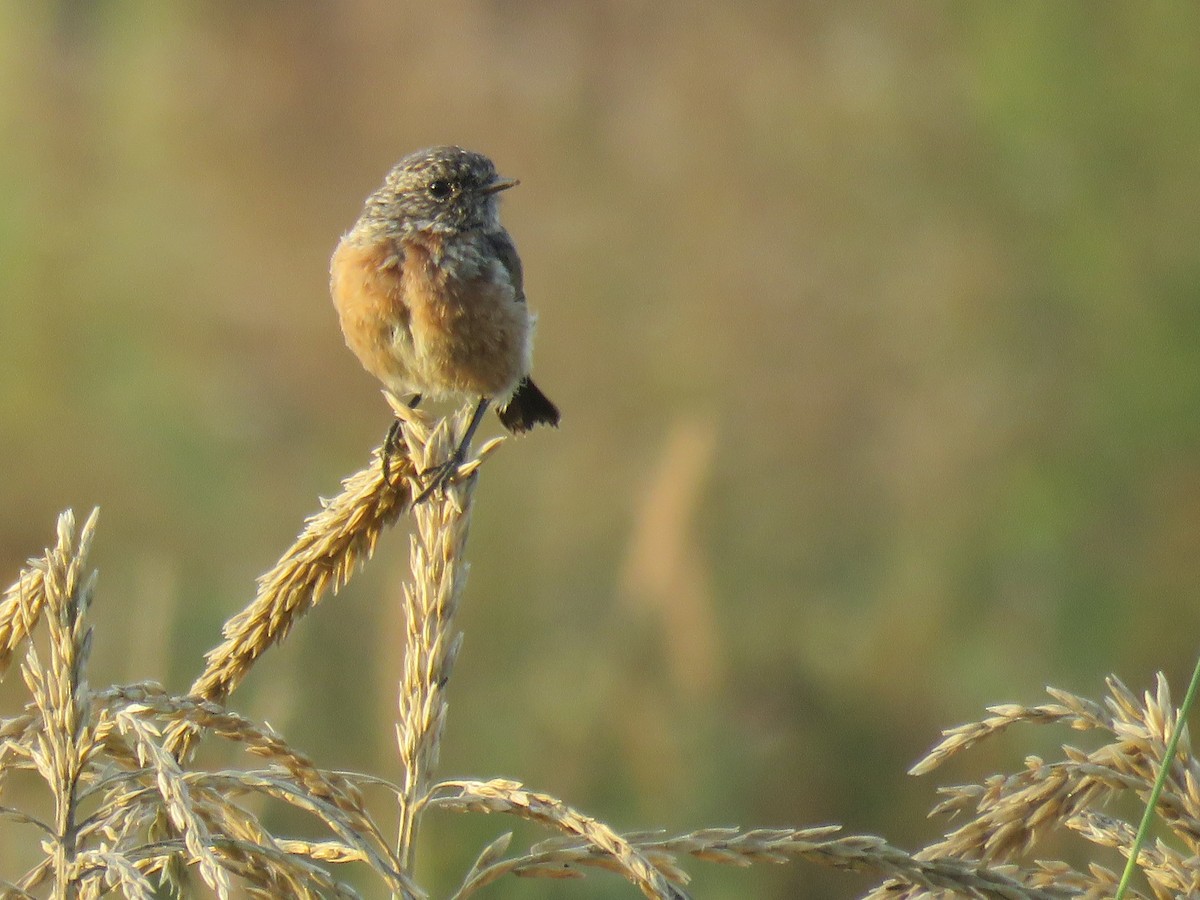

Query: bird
330;146;559;500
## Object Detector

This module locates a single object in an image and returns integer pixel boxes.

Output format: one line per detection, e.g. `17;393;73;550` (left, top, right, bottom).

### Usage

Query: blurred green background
3;2;1200;897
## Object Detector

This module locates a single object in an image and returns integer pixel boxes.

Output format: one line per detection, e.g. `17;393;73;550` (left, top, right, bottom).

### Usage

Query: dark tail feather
496;378;560;433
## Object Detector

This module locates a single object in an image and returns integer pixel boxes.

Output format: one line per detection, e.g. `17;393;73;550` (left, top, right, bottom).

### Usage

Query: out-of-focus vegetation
2;3;1199;897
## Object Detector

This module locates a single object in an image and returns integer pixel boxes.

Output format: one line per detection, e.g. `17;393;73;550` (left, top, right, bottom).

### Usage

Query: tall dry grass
0;402;1192;898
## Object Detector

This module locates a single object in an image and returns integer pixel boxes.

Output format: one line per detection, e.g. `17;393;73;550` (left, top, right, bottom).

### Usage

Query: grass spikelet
0;506;432;897
183;437;415;705
392;406;481;872
0;567;46;683
427;779;688;899
5;416;1199;899
113;709;231;896
77;846;158;900
26;509;99;898
867;676;1200;898
0;509;98;681
165;417;421;760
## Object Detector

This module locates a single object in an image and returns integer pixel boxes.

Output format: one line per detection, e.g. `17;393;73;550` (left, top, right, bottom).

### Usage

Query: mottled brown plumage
330;146;559;497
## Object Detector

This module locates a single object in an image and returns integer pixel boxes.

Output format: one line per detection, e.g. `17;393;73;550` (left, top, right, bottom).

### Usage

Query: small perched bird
330;146;559;499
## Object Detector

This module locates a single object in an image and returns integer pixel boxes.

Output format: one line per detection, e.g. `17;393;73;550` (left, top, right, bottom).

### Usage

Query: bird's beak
480;177;519;195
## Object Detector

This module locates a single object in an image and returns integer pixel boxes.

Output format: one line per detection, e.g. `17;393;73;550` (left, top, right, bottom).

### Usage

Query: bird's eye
428;180;452;200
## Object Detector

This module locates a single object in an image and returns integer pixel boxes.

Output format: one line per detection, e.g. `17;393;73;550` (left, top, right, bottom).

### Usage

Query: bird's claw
414;450;466;504
380;418;404;479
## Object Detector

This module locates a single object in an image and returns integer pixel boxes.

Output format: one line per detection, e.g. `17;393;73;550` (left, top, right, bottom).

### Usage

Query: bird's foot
414;448;467;504
380;418;404;479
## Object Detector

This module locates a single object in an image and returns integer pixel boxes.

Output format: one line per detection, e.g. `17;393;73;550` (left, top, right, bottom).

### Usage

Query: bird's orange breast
330;232;532;402
330;235;413;391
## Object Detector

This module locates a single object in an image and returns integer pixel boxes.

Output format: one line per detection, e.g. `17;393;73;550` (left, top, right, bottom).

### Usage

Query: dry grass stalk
95;689;420;896
5;699;422;896
77;837;362;899
0;507;89;681
20;509;98;899
429;781;1090;900
165;408;422;761
6;423;1196;898
428;778;689;899
390;408;482;873
0;513;428;898
99;683;373;821
1066;809;1197;897
113;710;231;895
0;568;45;684
865;675;1200;899
76;847;157;900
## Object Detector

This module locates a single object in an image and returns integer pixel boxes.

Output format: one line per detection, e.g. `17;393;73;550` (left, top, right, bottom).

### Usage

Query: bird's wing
484;228;525;302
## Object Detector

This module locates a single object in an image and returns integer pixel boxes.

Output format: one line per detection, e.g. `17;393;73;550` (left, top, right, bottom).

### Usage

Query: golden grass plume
0;405;1192;898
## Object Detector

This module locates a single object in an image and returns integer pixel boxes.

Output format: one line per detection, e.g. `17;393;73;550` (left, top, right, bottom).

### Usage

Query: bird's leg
415;397;489;503
381;394;422;477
